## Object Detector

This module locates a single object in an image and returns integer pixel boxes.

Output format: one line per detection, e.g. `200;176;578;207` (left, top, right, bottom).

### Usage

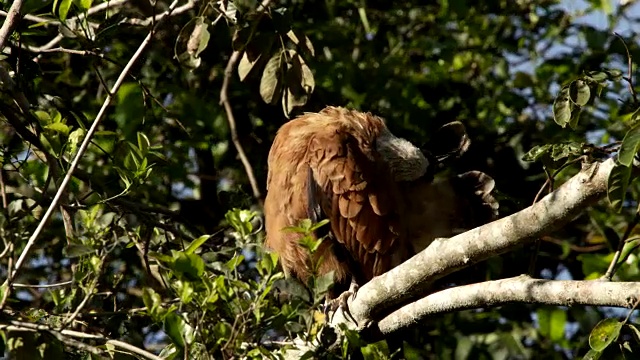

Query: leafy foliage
2;0;640;359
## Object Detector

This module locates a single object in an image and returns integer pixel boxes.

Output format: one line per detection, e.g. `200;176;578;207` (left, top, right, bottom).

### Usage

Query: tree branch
0;0;24;51
373;275;640;336
219;0;273;205
333;159;616;328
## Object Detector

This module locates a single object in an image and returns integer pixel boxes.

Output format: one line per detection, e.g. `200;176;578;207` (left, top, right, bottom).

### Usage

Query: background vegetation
1;0;640;358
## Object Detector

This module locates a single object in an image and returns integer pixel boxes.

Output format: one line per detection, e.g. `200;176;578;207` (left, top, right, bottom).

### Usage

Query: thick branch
338;159;615;326
374;275;640;336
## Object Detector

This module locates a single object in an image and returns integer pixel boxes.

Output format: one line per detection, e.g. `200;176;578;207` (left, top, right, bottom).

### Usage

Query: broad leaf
260;51;284;104
553;88;572;128
570;80;590;106
618;123;640;167
522;144;552;162
53;0;73;21
607;163;632;212
589;318;622;351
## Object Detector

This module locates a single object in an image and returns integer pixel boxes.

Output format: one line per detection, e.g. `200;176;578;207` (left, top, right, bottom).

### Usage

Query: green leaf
164;312;194;349
553;88;572;128
551;142;583;161
53;0;73;21
570;80;590;106
173;252;205;280
137;132;150;156
538;307;566;342
583;349;602;360
72;0;91;11
586;69;623;82
549;308;567;342
142;288;163;319
225;254;245;271
314;271;335;295
67;128;86;155
45;122;71;136
184;235;210;255
589;318;622;351
63;244;95;258
522;144;552;162
618;123;640;167
577;253;613;279
260;51;284;105
607;163;632;213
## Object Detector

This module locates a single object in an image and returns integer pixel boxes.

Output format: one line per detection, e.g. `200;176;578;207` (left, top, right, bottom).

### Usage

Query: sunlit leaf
286;29;315;57
553;88;572;128
618;123;640;167
570;80;590;107
522;144;552;162
164;312;194;349
589;318;622;351
72;0;91;11
53;0;73;21
186;18;210;58
260;51;284;104
184;235;211;255
45;122;70;136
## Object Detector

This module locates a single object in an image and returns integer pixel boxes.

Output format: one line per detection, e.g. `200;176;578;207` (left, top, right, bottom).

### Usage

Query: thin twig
0;167;7;209
6;0;184;288
603;212;640;280
220;50;262;202
541;236;607;253
36;47;105;57
63;279;98;327
219;0;273;205
528;159;584;275
106;339;163;360
614;32;638;106
12;280;73;288
0;0;24;51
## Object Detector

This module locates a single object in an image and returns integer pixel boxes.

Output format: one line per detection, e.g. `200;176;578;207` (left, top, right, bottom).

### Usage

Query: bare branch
334;159;616;327
0;0;24;51
219;0;273;204
373;275;640;336
0;320;162;360
220;50;263;203
13;280;73;288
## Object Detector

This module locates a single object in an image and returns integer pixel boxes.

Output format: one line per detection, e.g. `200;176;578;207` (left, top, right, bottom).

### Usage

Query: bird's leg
325;278;359;326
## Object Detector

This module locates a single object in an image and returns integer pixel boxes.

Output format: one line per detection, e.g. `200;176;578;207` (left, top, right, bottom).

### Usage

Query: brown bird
263;106;497;312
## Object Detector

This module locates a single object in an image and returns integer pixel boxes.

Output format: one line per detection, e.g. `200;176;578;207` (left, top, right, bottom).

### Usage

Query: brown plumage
264;106;498;300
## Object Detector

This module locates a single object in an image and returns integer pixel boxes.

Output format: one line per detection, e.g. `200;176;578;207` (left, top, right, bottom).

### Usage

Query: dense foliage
2;0;640;358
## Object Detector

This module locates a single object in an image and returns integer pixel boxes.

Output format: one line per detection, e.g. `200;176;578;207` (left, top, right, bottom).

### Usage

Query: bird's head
375;128;429;182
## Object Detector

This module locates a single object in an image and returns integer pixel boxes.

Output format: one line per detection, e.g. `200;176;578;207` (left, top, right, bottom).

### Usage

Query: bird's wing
403;171;499;253
305;125;402;280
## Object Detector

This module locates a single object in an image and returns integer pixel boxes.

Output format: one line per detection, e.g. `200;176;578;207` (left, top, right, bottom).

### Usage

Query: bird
263;106;498;316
